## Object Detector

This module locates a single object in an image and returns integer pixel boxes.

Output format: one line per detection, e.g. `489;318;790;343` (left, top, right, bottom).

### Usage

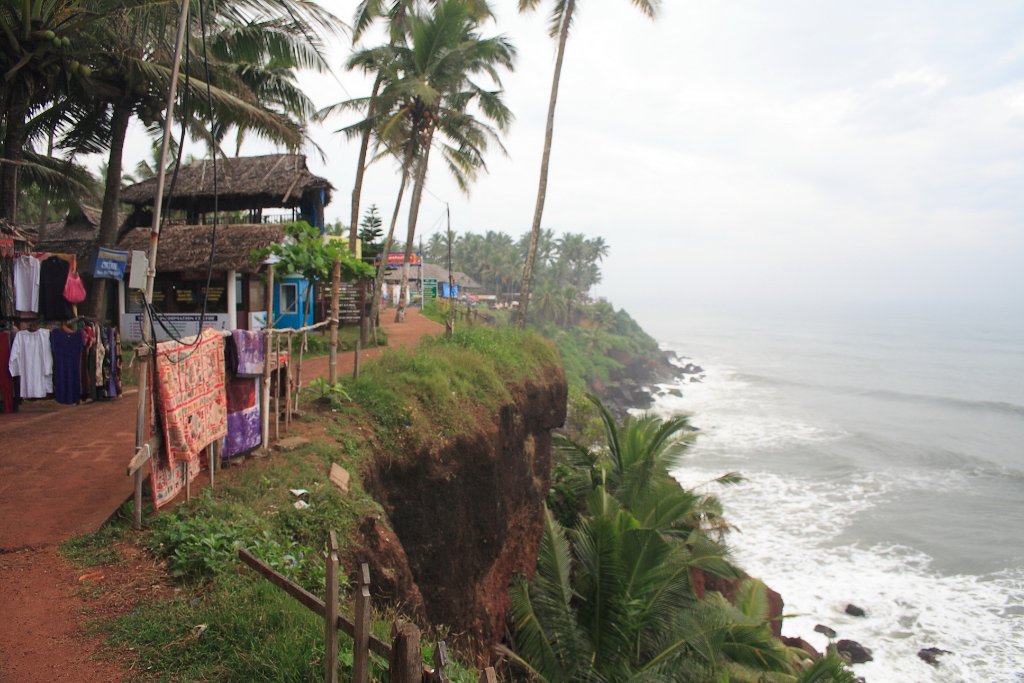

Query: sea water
641;302;1024;682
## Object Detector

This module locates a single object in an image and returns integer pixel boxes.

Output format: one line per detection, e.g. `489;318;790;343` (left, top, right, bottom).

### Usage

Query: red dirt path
0;309;443;683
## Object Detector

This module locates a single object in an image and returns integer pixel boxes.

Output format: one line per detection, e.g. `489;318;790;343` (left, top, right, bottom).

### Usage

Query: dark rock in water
813;624;837;639
836;639;873;664
781;636;820;660
680;362;704;374
667;388;683;397
689;376;702;383
918;647;952;667
845;603;867;617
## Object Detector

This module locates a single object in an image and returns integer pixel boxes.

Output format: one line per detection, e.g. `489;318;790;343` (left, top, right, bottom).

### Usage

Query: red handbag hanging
64;271;87;304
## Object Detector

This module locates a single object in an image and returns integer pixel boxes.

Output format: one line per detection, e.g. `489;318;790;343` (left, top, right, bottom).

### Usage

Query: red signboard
377;252;421;266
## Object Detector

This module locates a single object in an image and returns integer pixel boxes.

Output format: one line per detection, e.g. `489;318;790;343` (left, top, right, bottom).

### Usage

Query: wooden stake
353;338;361;379
389;622;422;683
353;563;371;683
285;333;293;430
324;531;339;683
274;333;281;442
207;443;214;488
433;641;450;683
477;668;497;683
261;263;274;450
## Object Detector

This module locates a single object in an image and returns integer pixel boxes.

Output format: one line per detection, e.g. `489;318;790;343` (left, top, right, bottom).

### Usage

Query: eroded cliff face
357;370;568;657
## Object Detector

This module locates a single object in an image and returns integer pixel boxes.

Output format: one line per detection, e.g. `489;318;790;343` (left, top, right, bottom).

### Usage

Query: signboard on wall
376;252;421;266
93;247;129;280
120;313;230;342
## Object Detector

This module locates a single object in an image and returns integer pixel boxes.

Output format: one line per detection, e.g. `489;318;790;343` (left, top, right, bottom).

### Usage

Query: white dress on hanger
8;328;53;398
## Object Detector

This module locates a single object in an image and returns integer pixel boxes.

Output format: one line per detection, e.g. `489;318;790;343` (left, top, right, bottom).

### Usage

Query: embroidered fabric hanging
154;328;227;464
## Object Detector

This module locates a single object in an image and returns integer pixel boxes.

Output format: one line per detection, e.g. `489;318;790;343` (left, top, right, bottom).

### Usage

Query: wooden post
261;263;274;450
432;641;450;683
285;333;293;430
324;531;339;683
295;331;305;414
353;338;361;379
477;668;497;683
389;622;422;683
207;443;215;488
353;563;371;683
328;258;340;384
274;333;281;442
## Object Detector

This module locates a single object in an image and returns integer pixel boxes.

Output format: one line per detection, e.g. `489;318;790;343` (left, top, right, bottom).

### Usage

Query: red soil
0;309;442;682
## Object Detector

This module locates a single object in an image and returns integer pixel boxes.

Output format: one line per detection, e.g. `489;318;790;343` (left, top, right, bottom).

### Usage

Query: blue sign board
93;247;129;280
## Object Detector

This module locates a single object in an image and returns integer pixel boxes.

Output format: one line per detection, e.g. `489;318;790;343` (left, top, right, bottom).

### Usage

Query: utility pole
130;0;191;529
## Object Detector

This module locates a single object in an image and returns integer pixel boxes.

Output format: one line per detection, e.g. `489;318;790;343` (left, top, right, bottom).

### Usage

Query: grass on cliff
341;325;559;449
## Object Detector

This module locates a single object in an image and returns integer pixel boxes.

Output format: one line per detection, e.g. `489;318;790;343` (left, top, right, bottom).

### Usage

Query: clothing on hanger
39;256;72;320
8;328;53;398
50;326;84;405
14;255;40;313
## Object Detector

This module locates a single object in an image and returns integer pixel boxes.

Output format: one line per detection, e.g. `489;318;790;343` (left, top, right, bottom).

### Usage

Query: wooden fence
238;532;498;683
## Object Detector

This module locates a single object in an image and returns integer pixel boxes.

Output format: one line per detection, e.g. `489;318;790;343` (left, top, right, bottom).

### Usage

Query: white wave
672;467;1024;682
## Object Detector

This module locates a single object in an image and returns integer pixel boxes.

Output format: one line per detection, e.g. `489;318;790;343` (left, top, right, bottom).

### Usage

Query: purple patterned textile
231;329;264;377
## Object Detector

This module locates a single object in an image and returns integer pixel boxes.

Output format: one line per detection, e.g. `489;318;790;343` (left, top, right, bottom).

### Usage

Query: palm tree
516;0;659;328
357;0;514;322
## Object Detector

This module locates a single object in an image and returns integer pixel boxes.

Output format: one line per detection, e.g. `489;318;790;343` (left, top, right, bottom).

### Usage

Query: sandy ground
0;309;443;683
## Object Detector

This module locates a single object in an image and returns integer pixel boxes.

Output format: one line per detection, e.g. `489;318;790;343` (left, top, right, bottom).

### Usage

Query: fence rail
239;536;499;683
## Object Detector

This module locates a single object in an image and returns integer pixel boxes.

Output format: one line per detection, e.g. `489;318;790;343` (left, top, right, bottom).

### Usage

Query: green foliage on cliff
343;326;559;447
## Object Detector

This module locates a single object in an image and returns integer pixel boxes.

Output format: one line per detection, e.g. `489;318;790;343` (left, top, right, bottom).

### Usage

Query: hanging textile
223;375;261;458
50;327;84;405
8;328;53;398
0;331;18;413
154;328;227;464
39;255;72;320
0;256;15;317
105;325;121;397
14;255;39;313
228;329;264;377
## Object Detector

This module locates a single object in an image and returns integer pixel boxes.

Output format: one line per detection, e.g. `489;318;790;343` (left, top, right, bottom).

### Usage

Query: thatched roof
383;262;481;289
120;154;332;213
116;223;283;274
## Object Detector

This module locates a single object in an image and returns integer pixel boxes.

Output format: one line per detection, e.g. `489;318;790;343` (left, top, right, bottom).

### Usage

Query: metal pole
131;0;191;530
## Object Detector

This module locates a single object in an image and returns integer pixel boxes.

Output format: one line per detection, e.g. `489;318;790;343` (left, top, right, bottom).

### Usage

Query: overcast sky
117;0;1024;315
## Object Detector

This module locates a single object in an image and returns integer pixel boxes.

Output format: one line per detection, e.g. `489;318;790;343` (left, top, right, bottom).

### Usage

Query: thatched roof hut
383;262;481;290
31;204;128;271
116;223;283;274
120;154;332;220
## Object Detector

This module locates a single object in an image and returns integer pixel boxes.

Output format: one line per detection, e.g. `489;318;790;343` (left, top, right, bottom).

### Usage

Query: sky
113;0;1024;316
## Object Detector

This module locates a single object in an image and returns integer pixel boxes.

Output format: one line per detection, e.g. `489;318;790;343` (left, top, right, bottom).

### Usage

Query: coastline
643;335;1024;682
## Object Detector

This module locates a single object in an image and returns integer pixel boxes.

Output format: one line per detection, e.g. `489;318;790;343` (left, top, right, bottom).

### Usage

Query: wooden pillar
274;333;281;442
226;269;237;330
389;622;422;683
353;563;371;683
261;263;274;450
353;338;361;379
285;333;293;430
324;531;339;683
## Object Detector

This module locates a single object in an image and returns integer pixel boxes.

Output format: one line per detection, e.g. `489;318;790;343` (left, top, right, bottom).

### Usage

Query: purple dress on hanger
50;328;84;404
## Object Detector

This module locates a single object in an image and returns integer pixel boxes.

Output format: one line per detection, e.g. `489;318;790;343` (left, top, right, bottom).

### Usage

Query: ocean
640;302;1024;682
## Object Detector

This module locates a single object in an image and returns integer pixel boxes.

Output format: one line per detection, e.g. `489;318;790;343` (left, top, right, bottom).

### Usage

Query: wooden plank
237;549;400;663
324;532;339;683
239;548;326;617
432;641;450;683
126;437;160;476
353;563;371;683
477;668;497;683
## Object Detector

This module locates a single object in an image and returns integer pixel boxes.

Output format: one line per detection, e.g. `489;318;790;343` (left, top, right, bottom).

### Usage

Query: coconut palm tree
516;0;659;328
358;0;514;322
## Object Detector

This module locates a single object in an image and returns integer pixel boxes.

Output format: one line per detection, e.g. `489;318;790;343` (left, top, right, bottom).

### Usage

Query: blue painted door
273;276;313;329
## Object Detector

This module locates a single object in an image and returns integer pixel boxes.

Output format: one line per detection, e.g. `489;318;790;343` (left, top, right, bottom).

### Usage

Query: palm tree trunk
88;95;133;319
0;86;32;221
368;144;413;340
349;73;383;252
517;0;575;329
396;131;433;322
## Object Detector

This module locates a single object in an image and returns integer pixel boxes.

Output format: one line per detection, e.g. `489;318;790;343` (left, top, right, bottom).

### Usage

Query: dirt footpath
0;308;442;683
